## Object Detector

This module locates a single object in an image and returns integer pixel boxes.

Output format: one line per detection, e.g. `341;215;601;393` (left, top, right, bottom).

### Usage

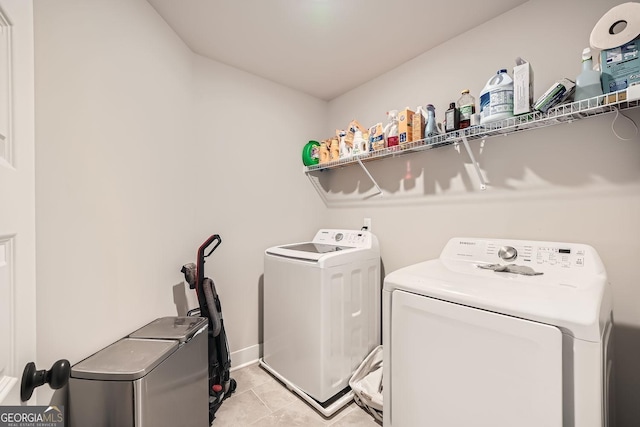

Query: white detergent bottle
574;47;603;103
479;69;514;124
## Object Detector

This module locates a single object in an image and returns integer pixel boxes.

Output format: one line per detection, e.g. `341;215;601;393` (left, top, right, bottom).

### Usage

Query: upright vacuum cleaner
181;234;237;423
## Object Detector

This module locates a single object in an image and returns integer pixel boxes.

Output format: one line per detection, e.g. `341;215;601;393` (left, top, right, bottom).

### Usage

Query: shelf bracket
460;134;487;190
305;169;332;206
356;157;383;197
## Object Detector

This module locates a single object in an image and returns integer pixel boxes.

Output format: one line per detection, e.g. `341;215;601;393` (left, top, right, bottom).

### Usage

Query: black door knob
20;359;70;402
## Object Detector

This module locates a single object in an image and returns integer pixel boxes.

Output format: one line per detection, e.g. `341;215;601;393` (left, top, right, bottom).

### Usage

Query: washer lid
264;229;379;264
384;237;611;342
71;338;178;381
266;242;354;262
130;316;207;343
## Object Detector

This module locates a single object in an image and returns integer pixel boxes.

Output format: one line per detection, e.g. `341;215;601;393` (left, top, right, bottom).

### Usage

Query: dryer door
389;290;563;427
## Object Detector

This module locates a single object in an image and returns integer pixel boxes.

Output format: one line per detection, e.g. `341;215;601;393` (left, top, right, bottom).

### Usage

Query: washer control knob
335;233;343;242
498;246;518;261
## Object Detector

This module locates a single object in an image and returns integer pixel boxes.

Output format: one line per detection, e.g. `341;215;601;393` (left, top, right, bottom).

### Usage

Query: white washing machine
260;229;380;416
383;237;614;427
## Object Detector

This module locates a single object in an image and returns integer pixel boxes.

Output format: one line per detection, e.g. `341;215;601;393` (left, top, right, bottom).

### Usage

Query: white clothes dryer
383;237;613;427
261;229;381;416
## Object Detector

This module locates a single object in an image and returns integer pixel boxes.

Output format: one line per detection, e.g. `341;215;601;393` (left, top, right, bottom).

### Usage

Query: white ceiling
146;0;528;100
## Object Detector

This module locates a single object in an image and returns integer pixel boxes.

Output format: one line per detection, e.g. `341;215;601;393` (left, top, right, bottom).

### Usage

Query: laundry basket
348;345;383;422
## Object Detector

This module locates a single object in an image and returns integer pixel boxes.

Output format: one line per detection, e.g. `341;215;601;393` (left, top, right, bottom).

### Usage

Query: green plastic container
302;141;320;166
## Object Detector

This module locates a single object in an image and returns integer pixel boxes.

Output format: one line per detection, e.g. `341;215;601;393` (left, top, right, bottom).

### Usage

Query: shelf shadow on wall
309;110;640;207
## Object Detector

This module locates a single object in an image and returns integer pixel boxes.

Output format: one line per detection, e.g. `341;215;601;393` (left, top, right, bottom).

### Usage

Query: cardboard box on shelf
412;110;424;141
513;59;534;115
398;108;414;144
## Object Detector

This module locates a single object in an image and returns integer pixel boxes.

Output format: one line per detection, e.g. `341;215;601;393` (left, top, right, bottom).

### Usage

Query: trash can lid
129;316;208;343
71;338;178;381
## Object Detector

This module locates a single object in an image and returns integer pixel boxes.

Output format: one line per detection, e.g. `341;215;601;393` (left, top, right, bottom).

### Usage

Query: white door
0;0;36;405
389;290;563;427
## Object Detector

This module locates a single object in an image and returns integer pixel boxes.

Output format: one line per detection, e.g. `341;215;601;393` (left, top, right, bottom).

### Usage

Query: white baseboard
230;343;262;371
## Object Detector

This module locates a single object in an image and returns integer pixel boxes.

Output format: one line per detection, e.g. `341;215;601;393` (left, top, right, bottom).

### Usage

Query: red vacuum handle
196;234;222;290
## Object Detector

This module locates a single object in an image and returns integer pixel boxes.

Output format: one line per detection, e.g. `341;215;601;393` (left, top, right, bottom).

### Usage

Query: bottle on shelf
384;109;399;148
574;47;603;104
444;102;460;132
480;69;514;124
424;104;438;137
330;137;340;160
457;89;475;129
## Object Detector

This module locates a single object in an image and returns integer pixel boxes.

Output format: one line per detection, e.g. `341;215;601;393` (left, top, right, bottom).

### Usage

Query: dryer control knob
498;246;518;261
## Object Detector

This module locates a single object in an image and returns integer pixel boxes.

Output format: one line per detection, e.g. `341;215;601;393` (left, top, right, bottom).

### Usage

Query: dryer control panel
487;242;586;269
442;237;605;276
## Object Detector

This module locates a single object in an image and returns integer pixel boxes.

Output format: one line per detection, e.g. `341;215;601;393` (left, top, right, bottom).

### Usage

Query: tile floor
211;363;381;426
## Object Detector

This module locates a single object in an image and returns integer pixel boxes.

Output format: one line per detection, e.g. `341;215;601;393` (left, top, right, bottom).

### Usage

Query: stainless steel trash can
69;317;208;427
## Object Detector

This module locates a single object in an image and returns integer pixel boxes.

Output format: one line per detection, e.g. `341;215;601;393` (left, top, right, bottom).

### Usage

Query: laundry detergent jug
480;69;514;124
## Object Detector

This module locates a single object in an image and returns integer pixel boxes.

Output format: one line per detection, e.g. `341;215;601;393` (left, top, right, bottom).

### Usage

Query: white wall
33;0;325;401
324;0;640;424
32;0;640;423
189;56;327;356
34;0;196;365
326;0;640;323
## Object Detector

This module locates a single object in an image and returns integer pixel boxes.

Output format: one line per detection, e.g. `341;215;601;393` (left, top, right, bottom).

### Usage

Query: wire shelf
304;89;639;173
